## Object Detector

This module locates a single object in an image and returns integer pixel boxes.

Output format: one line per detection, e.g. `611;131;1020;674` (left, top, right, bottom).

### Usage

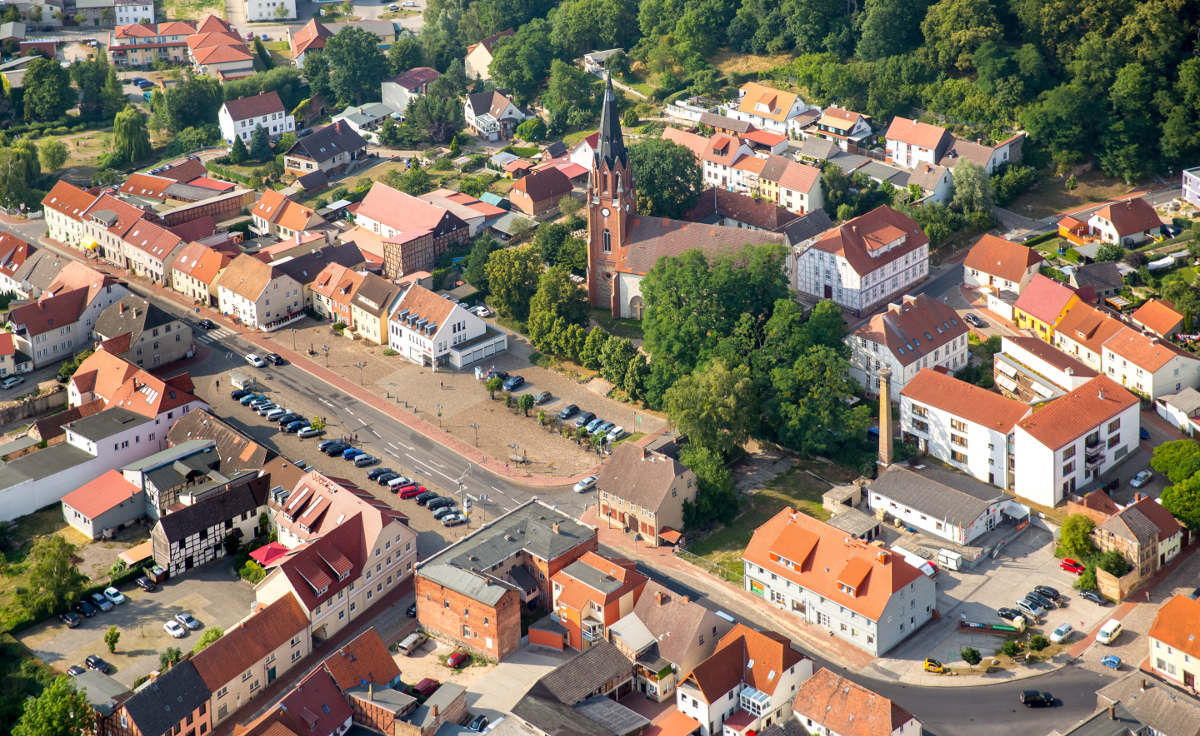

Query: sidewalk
32;234;592;488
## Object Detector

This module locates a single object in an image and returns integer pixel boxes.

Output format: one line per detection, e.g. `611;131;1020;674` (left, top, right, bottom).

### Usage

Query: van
398;632;427;655
388;475;413;489
1096;618;1122;645
936;549;963;571
354;454;377;467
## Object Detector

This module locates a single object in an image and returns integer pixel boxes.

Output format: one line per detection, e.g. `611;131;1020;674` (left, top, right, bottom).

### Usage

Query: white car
103;587;126;605
1130;470;1152;488
573;475;597;493
0;375;23;390
175;612;201;630
163;620;187;638
606;425;626;442
1049;623;1074;644
245;353;267;368
471;305;492;318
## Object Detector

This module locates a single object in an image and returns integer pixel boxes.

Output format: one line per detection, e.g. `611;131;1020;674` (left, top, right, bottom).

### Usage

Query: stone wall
0;386;67;435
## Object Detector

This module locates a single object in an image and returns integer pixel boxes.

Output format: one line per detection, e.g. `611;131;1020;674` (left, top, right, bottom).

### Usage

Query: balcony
1085;453;1103;469
1085;443;1104;461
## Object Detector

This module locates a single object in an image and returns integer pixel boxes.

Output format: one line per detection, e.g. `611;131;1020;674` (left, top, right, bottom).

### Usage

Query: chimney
369;683;373;701
1108;704;1116;720
878;368;893;467
431;705;439;719
119;302;125;313
1141;679;1147;691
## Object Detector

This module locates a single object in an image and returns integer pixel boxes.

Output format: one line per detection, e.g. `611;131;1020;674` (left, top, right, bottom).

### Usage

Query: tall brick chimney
878;368;893;467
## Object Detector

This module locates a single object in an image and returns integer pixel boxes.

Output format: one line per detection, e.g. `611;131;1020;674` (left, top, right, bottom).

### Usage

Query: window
602;229;611;253
950;418;966;432
950;450;967;464
1063;445;1076;460
1062;461;1074;475
951;434;967;448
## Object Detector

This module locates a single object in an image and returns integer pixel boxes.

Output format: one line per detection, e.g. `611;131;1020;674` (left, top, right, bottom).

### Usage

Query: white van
398;631;426;655
1096;618;1122;645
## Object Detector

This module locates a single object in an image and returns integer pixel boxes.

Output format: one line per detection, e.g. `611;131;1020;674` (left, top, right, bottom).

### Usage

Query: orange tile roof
684;623;804;701
310;262;363;311
1104;326;1193;373
321;628;400;691
1093;198;1161;237
885;116;950;151
215;253;278;301
192;42;252;64
1013;274;1078;325
1148;594;1200;660
901;368;1030;431
157;20;197;36
41;180;98;221
0;231;32;279
773;158;820;192
810;205;929;277
191;594;309;689
61;469;142;518
743;508;924;621
109;370;198;419
742;129;787;146
963;233;1043;283
661;127;707;159
643;709;702;736
289;18;331;58
792;668;915;736
172;241;233;284
114;22;156;38
1131;299;1183;337
123;219;183;260
733;155;765;175
852;294;968;367
702;133;746;167
553;552;647;614
1054;302;1123;353
195;13;233;34
119;173;174;200
390;283;456;329
1016;375;1138;450
187;29;243;50
71;348;140;402
736;82;799;123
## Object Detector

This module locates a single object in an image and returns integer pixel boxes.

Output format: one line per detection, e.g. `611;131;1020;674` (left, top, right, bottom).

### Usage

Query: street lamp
470;422;479;446
322;344;330;367
436;402;443;428
291;328;297;352
355;361;367;385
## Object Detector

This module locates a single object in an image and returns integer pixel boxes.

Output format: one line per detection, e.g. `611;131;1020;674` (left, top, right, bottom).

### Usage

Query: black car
318;439;339;451
198;319;216;329
265;353;285;366
1034;585;1063;603
135;576;156;592
323;442;350;456
59;611;81;628
1025;592;1055;610
407;602;417;617
367;467;393;481
376;472;400;486
231;389;250;400
486;369;508;381
502;375;525;391
1020;690;1054;708
574;411;596;428
996;607;1021;622
284;420;307;433
1080;589;1107;605
67;665;87;677
73;600;97;617
558;404;579;420
415;491;439;506
85;655;112;674
428;496;455;510
276;412;303;425
469;715;489;732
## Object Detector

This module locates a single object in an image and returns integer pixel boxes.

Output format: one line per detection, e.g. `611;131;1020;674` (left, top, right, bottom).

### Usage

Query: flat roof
67;408;152;441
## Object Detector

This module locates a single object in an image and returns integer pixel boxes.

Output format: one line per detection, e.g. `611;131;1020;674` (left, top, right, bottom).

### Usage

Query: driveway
19;561;256;687
464;647;573;718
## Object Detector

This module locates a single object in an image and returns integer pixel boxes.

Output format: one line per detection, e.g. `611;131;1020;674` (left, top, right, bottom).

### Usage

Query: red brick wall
414;575;521;660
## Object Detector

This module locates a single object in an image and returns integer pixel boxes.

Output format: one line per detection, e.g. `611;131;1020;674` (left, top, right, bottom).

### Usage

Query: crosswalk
194;326;238;344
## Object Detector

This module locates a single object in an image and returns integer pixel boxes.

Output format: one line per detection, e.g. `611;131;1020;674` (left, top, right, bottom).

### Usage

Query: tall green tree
14;536;85;618
405;76;464;143
543;58;600;132
1150;439;1200;484
229;135;249;164
12;676;93;736
857;0;930;60
550;0;640;57
37;139;68;171
248;123;272;161
1058;514;1097;559
70;54;122;121
387;35;425;75
628;138;701;219
302;50;333;101
920;0;1003;72
160;75;222;133
22;56;72;122
951;160;993;214
113;105;152;165
487;19;555;105
768;346;872;456
463;236;496;292
679;444;738;528
663;358;756;458
484;245;542;321
324;27;389;105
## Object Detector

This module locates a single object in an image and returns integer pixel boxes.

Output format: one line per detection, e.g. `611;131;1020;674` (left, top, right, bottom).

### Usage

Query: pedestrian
215;379;220;388
440;380;443;389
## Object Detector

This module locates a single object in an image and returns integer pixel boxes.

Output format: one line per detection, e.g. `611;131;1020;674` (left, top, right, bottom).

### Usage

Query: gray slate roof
122;660;210;736
869;463;1004;528
1098;506;1159;544
0;443;93;490
1094;672;1200;736
780;208;834;246
1071;261;1125;293
559;558;623;595
418;563;515;605
154;473;266;542
511;682;614;736
572;697;649;736
94;297;176;343
595;443;690;512
287;122;367;164
796;136;839;161
408;683;466;729
1161;387;1200;415
74;670;130;717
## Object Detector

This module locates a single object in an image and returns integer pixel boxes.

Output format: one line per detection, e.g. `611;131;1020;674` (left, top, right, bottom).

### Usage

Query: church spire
596;73;627;170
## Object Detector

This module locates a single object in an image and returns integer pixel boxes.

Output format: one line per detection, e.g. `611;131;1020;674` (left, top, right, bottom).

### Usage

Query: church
586;76;786;319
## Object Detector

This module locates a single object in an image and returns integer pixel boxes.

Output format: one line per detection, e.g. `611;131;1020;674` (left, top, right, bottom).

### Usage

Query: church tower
587;74;636;312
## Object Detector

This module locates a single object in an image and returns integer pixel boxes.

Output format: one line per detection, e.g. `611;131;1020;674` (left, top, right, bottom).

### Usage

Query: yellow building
1012;273;1079;342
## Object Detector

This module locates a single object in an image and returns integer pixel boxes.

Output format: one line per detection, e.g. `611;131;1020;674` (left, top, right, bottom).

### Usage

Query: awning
119;540;153;566
658;527;682;545
82;239;98;250
249;541;290;568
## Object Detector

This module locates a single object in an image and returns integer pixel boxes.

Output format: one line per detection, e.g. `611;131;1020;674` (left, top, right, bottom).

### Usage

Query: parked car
298;427;326;439
593;421;615;437
376;473;400;486
135;576;156;592
964;313;986;328
427;497;455;511
1016;599;1046;620
266;408;287;421
323;442;349;456
367;467;393;480
447;651;470;669
1026;591;1055;611
584;417;603;433
90;592;113;612
407;603;417;617
197;318;216;329
255;403;278;416
67;665;87;676
923;658;946;673
342;447;364;460
442;513;466;527
60;611;81;628
573;476;597;493
354;454;378;468
996;607;1021;622
432;505;458;520
1060;558;1085;575
164;620;187;638
239;393;265;405
231;389;250;401
103;587;126;605
607;426;626;441
574;411;595;428
411;677;439;698
415;491;438;506
534;391;552;404
1130;470;1152;488
471;305;491;318
175;612;201;630
275;412;303;425
486;369;508;381
400;486;427;500
1100;655;1122;670
285;419;307;433
265;353;285;366
558;404;579;420
0;375;23;390
387;475;414;489
1080;589;1107;605
1049;623;1074;643
1034;585;1062;603
318;439;338;451
502;375;525;391
1020;690;1054;708
73;600;97;617
85;655;112;673
469;715;490;732
245;353;267;367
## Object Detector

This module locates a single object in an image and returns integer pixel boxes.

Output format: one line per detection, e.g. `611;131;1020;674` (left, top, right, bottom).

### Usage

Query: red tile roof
274;515;365;611
321;628;400;691
901;368;1030;432
1013;274;1078;325
964;233;1043;283
191;593;309;689
1016;376;1139;450
0;231;32;279
1148;595;1200;660
310;262;363;311
41;180;98;222
289;18;331;58
792;668;916;736
234;670;351;736
1127;496;1184;542
1093;198;1162;237
511;166;571;203
123;219;183;260
157;20;197;36
391;66;440;91
61;469;141;518
71;348;140;403
1131;299;1183;337
8;287;89;336
661;127;708;158
683;623;805;701
82;193;147;238
852;294;968;367
0;332;13;357
701;134;746;167
1054;302;1122;354
553;552;647;614
742;129;786;147
194;42;253;65
885;116;950;151
1104;326;1195;373
119;173;174;201
356;182;454;233
810;205;929;277
467;28;513;54
195;13;233;34
172;241;233;284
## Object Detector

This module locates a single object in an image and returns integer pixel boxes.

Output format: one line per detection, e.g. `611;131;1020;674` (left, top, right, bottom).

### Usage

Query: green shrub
1029;635;1049;651
383;348;398;356
960;646;981;665
1001;640;1022;657
239;560;265;583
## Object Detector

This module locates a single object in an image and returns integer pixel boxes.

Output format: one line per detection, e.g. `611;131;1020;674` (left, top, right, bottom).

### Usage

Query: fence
675;546;744;584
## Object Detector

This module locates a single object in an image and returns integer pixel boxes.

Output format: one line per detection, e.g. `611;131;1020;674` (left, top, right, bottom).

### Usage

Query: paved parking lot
463;647;573;719
19;561;255;687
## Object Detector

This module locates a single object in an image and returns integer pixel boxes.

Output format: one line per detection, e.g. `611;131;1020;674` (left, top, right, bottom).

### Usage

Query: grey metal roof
153;473;265;542
1095;673;1200;736
1098;506;1159;544
559;558;623;595
869;464;1004;528
122;660;210;736
857;160;910;186
781;208;834;246
122;439;215;472
408;683;466;729
572;697;649;736
827;152;870;174
608;612;655;654
66;408;152;442
538;640;631;706
826;507;880;538
418;563;515;605
422;500;593;571
1161;387;1200;415
0;443;93;489
512;682;614;736
1053;702;1146;736
346;685;416;713
74;670;130;717
796;136;839;161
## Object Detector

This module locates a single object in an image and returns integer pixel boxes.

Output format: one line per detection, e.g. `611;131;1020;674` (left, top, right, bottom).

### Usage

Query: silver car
1016;599;1046;620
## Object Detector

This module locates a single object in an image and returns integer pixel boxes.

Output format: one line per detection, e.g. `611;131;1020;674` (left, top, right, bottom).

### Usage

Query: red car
447;651;470;669
1061;558;1085;575
399;485;426;499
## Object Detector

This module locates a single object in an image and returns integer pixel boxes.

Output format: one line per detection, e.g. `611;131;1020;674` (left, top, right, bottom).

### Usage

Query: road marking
318;398;335;408
396;441;414;451
368;428;380;437
387;441;399;449
345;408;355;416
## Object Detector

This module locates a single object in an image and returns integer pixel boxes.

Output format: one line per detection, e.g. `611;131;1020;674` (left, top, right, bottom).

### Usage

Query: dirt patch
162;0;225;20
1008;171;1144;220
393;637;494;690
710;50;792;77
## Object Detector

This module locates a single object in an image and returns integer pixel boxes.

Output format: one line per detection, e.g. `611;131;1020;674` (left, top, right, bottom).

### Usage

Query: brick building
415;500;597;660
549;551;647;650
353;183;469;278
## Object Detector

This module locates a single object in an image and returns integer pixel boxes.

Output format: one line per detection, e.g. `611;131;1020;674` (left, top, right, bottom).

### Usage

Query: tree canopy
12;676;93;736
628;138;701;219
324;27;389;106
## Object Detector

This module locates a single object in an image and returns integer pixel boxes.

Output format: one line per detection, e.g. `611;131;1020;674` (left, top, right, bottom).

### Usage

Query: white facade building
115;0;154;25
1101;327;1200;400
846;293;969;397
218;92;295;143
244;0;295;21
214;254;304;332
387;284;505;369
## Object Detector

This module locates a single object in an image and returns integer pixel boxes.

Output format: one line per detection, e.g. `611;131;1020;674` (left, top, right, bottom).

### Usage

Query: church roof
622;216;784;275
595;74;627;171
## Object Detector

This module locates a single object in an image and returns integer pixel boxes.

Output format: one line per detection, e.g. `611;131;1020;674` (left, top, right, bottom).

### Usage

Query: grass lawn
0;507;86;617
589;309;644;340
0;633;55;734
162;0;224;20
685;464;838;583
264;40;291;65
1009;170;1144;220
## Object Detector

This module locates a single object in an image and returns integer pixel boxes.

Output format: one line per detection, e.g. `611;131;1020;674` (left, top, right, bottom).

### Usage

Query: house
215;254;304;331
1184;167;1200;209
233;669;352;736
0;333;31;378
81;192;156;268
310;262;363;326
419;189;506;237
382;66;440;115
42;180;99;247
121;219;186;285
847;294;968;397
1102;326;1200;399
675;624;813;736
963;234;1044;294
332;102;397;143
1156;387;1200;436
1088;198;1162;246
595;442;696;547
1013;274;1080;342
588;77;785;319
1093;495;1184;582
388;283;504;368
115;0;154;25
76;669;131;727
994;335;1097;403
885;117;952;169
569;132;599;171
107;20;195;67
93;296;190;370
107;660;212;736
1084;671;1200;736
5;261;130;368
415;500;597;660
906;163;955;204
251;189;325;239
790;206;930;315
288;17;330;65
151;473;268;575
757;155;823;214
355;183;470;277
727;82;816;136
698;133;756;193
899;368;1031;491
0;232;34;295
170;239;237;306
67;347;206;425
119;440;226;517
548;552;646;651
464;89;526;141
191;592;312;725
464;28;513;80
283;121;367;177
349;272;402;345
807;106;872;152
245;0;295;21
685;188;802;235
582;48;622;75
273;243;365;307
1052;301;1124;372
322;627;402;692
1148;594;1200;691
869;461;1021;544
661;126;708;159
1012;375;1141;506
60;469;145;540
165;409;274;471
187;18;254;79
1132;299;1184;338
1069;262;1125;303
219;92;295;143
937;133;1025;174
509;166;572;216
792;668;921;736
742;508;936;655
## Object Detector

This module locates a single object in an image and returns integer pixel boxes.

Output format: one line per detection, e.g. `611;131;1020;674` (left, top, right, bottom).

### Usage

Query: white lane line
386;449;403;460
368;428;380;437
318;398;335;408
387;441;399;449
396;441;415;451
345;408;355;416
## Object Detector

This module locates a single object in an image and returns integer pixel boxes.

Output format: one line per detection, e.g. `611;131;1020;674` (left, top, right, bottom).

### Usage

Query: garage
451;327;508;369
